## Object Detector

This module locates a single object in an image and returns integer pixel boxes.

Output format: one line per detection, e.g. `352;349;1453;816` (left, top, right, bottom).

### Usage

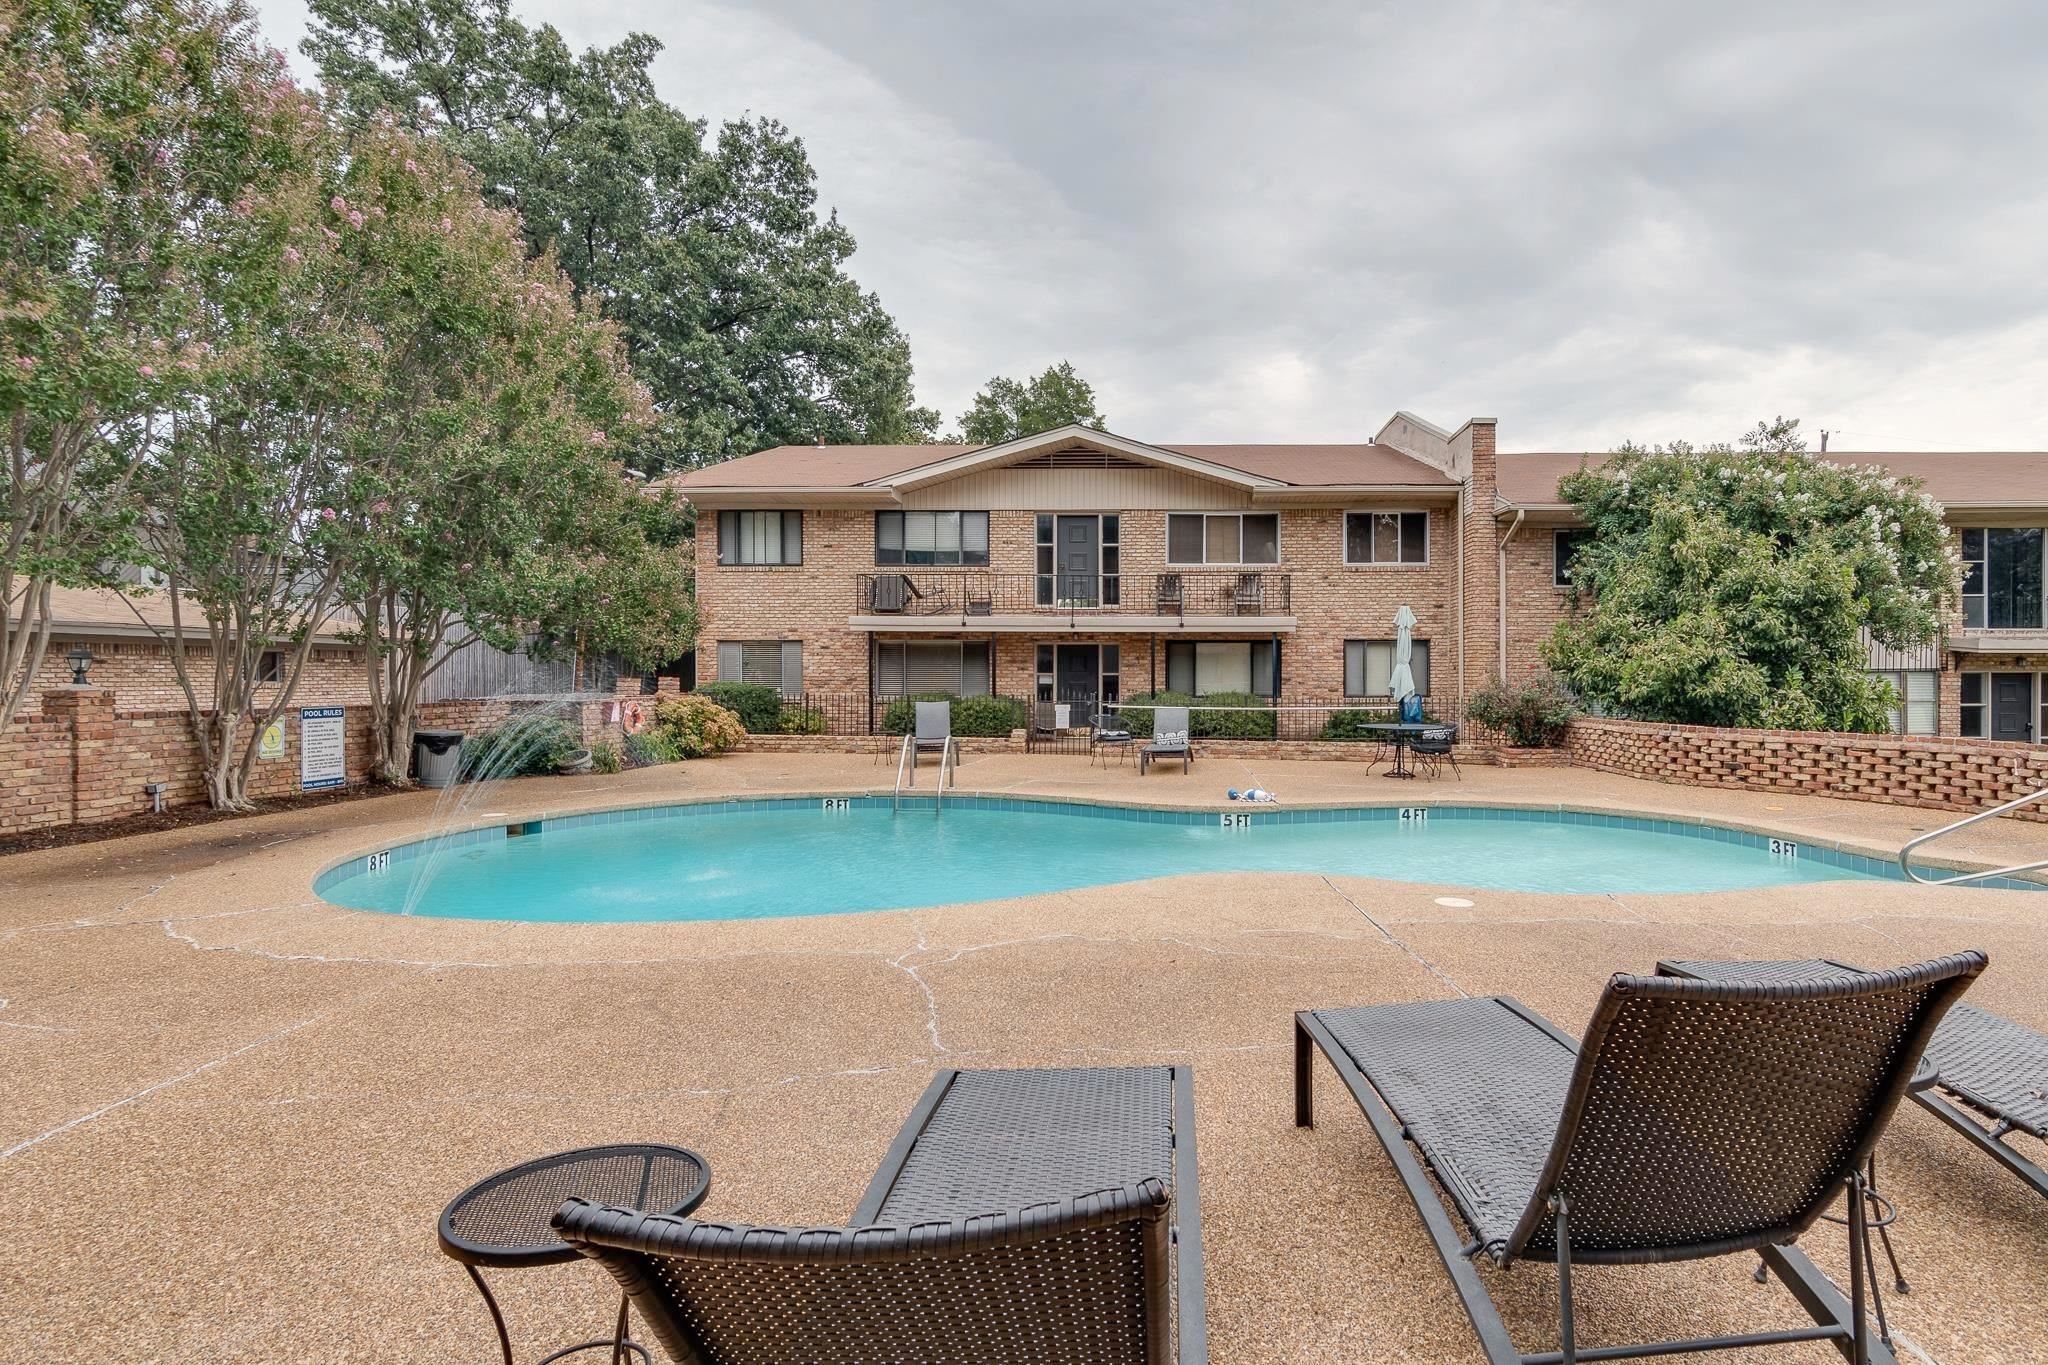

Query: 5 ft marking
1219;812;1252;829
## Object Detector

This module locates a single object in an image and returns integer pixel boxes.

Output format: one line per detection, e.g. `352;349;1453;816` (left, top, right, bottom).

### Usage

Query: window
1961;672;1986;737
1961;528;2044;629
717;510;802;566
1165;513;1279;565
1164;640;1277;697
1871;669;1937;735
875;641;989;698
254;650;283;684
1553;529;1591;588
875;511;989;566
1344;639;1431;698
716;640;803;697
1344;511;1429;565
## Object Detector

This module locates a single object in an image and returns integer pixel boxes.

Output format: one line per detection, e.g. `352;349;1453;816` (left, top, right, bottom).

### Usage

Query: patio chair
1232;572;1264;615
1658;959;2048;1207
912;700;954;770
553;1065;1206;1365
1410;724;1460;780
1140;706;1192;775
1155;572;1184;616
1092;707;1136;767
1293;952;1986;1365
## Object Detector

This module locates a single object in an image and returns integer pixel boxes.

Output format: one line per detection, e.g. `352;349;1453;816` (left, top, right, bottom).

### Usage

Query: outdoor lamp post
67;645;94;685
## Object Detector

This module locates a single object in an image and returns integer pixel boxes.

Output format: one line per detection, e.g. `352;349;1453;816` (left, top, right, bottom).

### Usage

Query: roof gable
881;424;1282;493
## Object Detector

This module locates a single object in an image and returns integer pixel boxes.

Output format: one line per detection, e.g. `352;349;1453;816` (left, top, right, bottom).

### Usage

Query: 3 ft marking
820;797;851;813
1219;812;1252;829
366;850;391;874
1770;838;1798;858
1399;807;1429;823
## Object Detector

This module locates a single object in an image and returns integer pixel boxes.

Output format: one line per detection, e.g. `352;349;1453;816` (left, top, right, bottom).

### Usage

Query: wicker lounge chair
1659;958;2048;1205
1141;706;1192;775
1294;953;1986;1365
553;1065;1205;1365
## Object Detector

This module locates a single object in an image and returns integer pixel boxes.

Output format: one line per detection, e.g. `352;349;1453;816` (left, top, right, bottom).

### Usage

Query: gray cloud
255;0;2048;448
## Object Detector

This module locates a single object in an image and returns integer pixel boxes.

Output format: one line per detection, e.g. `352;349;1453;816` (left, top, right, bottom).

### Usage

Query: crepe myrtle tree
327;123;688;784
0;0;319;730
1543;418;1959;732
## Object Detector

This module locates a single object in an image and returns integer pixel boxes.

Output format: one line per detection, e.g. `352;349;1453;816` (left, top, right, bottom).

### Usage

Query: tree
957;361;1106;445
302;0;940;468
0;0;319;731
1543;420;1959;732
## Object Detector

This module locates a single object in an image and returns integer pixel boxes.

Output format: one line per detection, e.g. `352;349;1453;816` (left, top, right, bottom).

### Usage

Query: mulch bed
0;783;410;858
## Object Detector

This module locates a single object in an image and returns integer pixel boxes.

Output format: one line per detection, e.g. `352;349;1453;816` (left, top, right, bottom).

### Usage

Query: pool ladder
1898;782;2048;885
892;734;958;813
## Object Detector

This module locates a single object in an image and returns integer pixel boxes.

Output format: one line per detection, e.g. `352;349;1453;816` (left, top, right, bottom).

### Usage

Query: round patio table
1359;721;1438;778
438;1143;711;1365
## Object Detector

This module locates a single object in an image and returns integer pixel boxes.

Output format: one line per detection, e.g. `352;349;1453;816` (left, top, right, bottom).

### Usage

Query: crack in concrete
1319;876;1468;998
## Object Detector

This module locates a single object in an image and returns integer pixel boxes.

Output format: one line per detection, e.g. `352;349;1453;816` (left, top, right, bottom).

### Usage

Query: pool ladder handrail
893;733;914;811
891;732;956;813
1898;782;2048;886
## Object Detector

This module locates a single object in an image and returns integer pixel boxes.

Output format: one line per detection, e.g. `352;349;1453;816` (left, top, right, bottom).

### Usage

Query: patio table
438;1143;711;1365
1359;721;1438;779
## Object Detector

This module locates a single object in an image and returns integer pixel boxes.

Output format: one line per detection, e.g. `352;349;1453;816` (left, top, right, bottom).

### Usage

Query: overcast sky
252;0;2047;451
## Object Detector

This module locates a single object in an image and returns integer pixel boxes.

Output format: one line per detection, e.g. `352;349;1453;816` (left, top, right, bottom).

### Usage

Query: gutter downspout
1495;508;1525;686
1455;484;1467;706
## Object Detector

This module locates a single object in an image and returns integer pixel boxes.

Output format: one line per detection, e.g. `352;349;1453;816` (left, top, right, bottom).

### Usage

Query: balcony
850;570;1295;632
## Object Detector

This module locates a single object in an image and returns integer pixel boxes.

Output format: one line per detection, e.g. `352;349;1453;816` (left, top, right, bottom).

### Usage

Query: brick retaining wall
1566;716;2048;821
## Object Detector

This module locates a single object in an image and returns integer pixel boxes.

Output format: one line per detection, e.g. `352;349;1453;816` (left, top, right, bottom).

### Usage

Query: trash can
414;729;465;789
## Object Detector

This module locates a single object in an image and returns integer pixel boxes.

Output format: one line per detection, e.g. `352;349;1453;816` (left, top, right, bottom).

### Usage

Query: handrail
1898;783;2048;885
935;736;957;811
892;733;914;812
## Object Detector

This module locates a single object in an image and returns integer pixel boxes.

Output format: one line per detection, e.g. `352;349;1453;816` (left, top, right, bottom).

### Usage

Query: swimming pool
313;796;1995;923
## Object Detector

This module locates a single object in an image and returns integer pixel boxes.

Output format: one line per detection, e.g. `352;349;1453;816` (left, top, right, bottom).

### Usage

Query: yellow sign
258;719;287;760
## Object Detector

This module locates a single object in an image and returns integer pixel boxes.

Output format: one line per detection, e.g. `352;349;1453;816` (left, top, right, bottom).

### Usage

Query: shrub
1318;708;1393;741
459;715;584;779
776;705;827;735
694;681;784;733
1121;691;1276;740
651;694;747;758
624;730;683;767
1468;672;1579;747
879;693;1025;738
588;741;622;774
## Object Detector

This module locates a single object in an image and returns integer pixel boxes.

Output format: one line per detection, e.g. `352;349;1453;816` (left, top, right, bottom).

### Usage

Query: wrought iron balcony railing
853;570;1292;620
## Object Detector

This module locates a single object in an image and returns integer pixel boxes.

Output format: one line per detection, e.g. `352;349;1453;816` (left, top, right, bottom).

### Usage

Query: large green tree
956;360;1106;444
1544;418;1959;732
302;0;938;467
0;0;319;731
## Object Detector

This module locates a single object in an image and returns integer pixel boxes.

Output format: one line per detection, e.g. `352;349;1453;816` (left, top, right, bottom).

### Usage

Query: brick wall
1456;420;1499;696
0;690;628;836
1566;716;2048;821
1502;527;1573;680
25;638;369;709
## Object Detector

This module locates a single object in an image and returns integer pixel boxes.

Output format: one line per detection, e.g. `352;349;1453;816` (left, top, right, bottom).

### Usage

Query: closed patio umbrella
1388;605;1418;718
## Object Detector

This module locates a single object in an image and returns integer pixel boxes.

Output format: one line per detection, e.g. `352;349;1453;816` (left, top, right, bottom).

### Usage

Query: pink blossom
347;210;364;229
154;145;171;166
138;364;154;377
157;45;177;64
283;246;301;265
320;507;336;522
329;194;346;214
439;216;452;233
232;198;251;216
460;562;473;572
13;355;32;372
588;431;607;446
403;159;418;174
371;499;391;514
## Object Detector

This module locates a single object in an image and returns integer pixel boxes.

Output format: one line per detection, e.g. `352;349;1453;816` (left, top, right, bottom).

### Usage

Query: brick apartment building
670;413;2048;741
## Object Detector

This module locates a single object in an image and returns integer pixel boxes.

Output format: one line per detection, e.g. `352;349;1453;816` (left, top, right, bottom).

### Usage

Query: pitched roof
665;433;1452;492
1497;450;2048;511
28;586;358;643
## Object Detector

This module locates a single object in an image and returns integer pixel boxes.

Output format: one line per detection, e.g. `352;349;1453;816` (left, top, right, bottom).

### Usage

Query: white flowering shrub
1543;422;1958;732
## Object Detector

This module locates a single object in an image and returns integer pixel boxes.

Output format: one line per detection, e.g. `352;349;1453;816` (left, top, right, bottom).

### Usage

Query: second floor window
717;510;802;566
1345;511;1428;565
875;511;989;566
1166;513;1279;565
1962;528;2043;629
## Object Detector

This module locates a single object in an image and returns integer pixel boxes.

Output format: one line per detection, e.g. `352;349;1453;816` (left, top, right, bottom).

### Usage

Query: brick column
40;685;115;826
654;676;681;695
1456;418;1501;698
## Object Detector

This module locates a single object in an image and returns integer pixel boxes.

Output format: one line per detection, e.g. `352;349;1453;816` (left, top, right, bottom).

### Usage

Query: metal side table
438;1143;711;1364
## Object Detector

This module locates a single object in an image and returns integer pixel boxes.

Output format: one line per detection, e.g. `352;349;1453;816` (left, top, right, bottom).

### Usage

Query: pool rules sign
299;707;347;790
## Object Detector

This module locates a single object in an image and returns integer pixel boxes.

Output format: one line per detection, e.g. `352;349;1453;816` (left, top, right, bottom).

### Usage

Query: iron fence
852;570;1292;621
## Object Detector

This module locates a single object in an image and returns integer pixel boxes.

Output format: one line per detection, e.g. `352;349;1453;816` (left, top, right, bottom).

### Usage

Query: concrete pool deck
2;753;2044;1362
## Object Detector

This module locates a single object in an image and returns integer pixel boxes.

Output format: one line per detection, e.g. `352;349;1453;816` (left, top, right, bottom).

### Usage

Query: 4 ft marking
1399;807;1429;823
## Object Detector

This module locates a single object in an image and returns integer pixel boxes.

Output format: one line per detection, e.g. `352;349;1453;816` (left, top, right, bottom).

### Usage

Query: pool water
313;798;1916;923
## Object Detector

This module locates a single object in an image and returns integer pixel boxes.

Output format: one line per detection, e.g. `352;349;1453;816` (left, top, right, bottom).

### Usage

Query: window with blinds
716;640;803;697
875;511;989;566
1343;511;1428;565
717;510;802;565
1344;639;1430;697
1163;640;1276;696
1871;668;1938;735
873;641;991;698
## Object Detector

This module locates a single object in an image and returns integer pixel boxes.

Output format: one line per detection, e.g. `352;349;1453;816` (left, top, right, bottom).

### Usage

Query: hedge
694;681;784;733
879;693;1025;737
1119;691;1276;739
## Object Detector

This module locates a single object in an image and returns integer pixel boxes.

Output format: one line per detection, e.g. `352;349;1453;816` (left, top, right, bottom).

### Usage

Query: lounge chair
553;1065;1206;1365
1658;958;2048;1206
1141;706;1192;775
1293;952;1986;1365
1410;724;1460;780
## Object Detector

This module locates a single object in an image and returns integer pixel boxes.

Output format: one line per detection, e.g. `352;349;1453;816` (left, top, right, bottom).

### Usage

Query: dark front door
1992;672;2035;743
1056;516;1099;605
1055;645;1100;704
